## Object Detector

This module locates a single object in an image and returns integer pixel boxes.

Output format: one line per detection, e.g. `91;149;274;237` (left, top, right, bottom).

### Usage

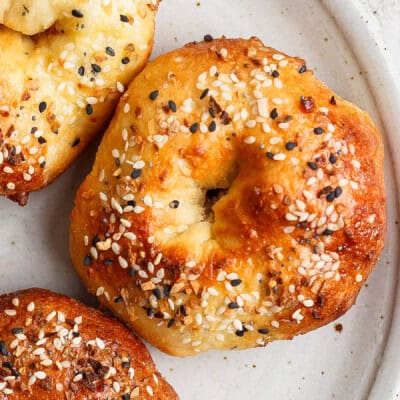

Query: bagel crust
0;0;159;205
70;37;386;357
0;288;178;399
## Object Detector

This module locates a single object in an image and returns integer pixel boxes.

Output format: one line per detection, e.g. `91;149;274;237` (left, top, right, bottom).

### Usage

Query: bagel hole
204;188;229;223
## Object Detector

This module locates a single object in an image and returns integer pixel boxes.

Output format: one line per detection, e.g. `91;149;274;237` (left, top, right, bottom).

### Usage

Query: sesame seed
298;65;307;73
164;99;177;113
86;104;93;115
285;141;297;150
270;108;278;119
120;14;129;22
314;127;324;135
209;121;217;132
244;136;256;144
38;102;47;113
72;9;84;18
355;274;363;282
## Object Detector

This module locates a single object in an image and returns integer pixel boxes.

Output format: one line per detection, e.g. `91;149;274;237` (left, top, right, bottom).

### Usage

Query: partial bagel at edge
0;288;178;399
0;0;159;205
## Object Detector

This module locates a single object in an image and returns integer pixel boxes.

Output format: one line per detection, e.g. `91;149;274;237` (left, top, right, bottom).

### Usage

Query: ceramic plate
1;1;399;399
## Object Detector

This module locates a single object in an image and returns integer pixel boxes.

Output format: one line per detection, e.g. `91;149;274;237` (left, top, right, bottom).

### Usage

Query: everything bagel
70;37;386;357
0;288;178;399
0;0;159;205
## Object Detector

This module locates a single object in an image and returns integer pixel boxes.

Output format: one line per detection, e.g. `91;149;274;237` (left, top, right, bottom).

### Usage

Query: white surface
0;1;399;399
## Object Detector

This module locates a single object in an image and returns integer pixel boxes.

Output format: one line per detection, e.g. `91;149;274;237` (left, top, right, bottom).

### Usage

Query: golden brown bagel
70;37;386;357
0;288;178;399
0;0;159;205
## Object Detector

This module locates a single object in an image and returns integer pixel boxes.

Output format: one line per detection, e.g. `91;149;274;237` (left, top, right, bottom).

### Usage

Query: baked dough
0;288;178;399
70;37;386;357
0;0;159;205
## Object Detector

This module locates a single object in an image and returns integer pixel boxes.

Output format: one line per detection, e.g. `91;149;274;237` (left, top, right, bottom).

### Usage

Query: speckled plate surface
1;1;399;399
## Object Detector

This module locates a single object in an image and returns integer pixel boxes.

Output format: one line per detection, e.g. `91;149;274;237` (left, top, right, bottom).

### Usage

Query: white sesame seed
283;226;295;234
273;153;286;161
118;256;129;269
244;136;256;144
303;299;314;307
355;274;363;282
146;386;154;396
5;309;16;316
117;81;125;93
306;177;317;186
271;320;280;328
34;371;46;380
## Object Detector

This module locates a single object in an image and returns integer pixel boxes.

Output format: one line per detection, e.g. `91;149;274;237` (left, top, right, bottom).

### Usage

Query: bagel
0;288;178;399
0;0;159;205
70;37;386;357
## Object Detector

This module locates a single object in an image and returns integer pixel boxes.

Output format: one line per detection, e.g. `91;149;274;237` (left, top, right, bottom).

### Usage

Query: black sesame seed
86;104;93;115
235;330;244;337
329;153;337;164
120;14;129;22
164;284;172;298
114;296;123;303
298;65;307;73
169;200;180;209
72;138;80;147
91;64;101;73
190;123;199;133
228;302;240;309
204;34;213;42
122;394;130;400
146;308;155;317
168;100;177;112
271;70;280;78
11;327;23;334
231;279;242;287
258;328;270;334
285;141;297;151
122;361;130;369
129;268;135;277
153;288;162;300
209;107;216;118
131;169;142;179
30;127;38;134
270;108;278;119
206;120;216;132
38;136;47;144
307;161;318;170
83;255;91;266
200;88;209;99
322;229;334;236
106;47;115;57
121;57;130;65
77;66;85;76
0;341;8;356
326;192;336;202
330;95;337;105
92;235;100;245
127;200;136;207
40;161;46;168
149;90;159;100
72;9;84;18
334;187;343;198
167;319;175;328
38;101;47;113
103;259;113;266
314;127;325;135
266;152;275;159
